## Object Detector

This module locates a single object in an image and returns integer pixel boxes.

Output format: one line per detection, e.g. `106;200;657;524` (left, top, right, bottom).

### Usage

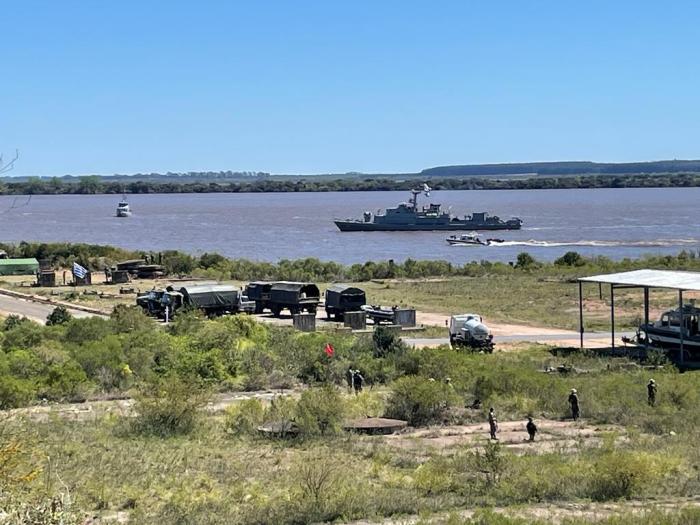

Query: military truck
267;282;320;317
448;313;494;351
324;285;366;321
245;282;274;314
137;284;254;318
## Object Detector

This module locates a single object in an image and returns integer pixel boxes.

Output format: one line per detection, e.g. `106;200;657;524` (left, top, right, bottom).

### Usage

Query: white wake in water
487;239;700;248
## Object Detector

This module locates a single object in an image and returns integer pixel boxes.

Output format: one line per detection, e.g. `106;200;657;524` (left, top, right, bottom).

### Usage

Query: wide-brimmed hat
571;388;577;393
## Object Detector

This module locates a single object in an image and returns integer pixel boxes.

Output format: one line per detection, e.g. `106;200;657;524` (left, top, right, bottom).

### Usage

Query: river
0;188;697;265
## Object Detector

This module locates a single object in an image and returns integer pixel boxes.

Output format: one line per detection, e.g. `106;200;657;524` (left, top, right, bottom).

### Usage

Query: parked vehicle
325;285;366;320
137;284;253;318
245;281;274;313
449;313;494;351
268;282;320;317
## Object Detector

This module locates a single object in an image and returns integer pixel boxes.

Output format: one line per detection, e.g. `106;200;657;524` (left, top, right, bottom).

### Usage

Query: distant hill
420;160;700;178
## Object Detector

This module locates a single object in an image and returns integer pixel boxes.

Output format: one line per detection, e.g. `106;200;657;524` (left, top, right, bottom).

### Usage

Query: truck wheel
254;303;263;314
308;307;317;315
272;306;282;317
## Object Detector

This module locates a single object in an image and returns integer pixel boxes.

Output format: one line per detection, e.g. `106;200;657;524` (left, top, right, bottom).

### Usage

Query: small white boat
116;195;132;217
446;233;486;246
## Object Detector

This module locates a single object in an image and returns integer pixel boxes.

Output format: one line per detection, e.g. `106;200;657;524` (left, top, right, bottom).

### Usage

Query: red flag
324;343;334;357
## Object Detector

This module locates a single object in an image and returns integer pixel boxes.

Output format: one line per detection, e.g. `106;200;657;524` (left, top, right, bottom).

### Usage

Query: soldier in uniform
526;416;538;442
647;379;657;406
488;407;498;440
353;370;364;394
568;388;580;420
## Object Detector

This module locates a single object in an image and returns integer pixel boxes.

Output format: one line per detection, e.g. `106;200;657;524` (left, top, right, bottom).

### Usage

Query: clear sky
2;1;700;176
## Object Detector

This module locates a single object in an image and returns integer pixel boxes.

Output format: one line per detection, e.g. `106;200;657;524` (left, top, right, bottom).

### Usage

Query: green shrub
46;305;72;326
385;376;458;426
295;385;344;436
223;399;265;436
131;376;210;437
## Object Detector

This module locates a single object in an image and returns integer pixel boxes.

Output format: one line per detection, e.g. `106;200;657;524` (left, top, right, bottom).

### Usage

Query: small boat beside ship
334;186;522;232
116;195;132;217
446;234;506;246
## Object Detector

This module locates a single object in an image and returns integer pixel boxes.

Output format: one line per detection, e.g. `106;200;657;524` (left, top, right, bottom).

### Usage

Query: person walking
647;379;657;406
353;370;364;394
568;389;580;421
488;407;499;440
526;416;538;442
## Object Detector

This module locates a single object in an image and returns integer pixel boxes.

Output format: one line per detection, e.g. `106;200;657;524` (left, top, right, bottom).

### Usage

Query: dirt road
0;292;98;323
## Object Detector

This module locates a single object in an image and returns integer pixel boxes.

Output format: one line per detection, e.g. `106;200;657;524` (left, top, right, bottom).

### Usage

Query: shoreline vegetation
4;160;700;194
4;241;700;282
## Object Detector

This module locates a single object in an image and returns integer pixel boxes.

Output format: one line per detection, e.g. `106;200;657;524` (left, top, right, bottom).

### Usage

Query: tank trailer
449;314;494;352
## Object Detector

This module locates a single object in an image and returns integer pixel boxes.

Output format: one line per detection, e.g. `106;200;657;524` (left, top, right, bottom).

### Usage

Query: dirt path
381;418;626;456
344;496;700;525
4;389;295;423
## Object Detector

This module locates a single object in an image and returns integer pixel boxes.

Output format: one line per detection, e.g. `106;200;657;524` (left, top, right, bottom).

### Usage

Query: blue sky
2;1;700;176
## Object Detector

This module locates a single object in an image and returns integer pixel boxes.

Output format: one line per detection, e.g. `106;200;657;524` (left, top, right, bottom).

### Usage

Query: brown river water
0;188;698;264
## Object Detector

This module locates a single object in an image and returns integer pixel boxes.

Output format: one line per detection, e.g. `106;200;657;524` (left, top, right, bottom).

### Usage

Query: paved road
0;293;100;323
404;331;636;348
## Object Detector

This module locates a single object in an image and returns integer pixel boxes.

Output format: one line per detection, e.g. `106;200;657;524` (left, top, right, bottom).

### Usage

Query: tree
46;306;73;326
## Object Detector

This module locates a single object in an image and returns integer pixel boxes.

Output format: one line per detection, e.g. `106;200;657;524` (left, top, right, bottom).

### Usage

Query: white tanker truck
449;313;494;352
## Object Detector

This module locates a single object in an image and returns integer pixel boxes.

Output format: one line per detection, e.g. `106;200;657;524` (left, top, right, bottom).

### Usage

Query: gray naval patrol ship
334;185;522;232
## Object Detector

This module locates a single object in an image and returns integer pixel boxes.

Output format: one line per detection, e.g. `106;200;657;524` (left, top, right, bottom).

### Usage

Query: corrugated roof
0;258;39;266
579;269;700;291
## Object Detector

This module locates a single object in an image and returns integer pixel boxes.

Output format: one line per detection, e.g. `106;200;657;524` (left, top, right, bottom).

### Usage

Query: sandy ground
381;418;628;456
4;389;295;423
345;496;700;525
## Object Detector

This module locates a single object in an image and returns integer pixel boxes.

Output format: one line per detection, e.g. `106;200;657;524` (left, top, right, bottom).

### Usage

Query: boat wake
487;239;700;248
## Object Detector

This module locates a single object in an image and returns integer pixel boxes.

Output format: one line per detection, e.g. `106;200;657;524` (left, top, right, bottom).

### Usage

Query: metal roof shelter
577;269;700;363
0;258;39;276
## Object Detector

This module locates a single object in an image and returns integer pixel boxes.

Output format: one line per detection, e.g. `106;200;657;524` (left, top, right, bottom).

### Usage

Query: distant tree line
1;172;700;195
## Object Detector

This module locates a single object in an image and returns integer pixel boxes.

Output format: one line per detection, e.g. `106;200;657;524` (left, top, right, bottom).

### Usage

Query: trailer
324;285;366;321
268;282;320;317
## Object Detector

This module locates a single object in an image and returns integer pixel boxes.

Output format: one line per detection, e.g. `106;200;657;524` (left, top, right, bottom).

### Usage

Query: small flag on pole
72;262;88;279
324;343;334;357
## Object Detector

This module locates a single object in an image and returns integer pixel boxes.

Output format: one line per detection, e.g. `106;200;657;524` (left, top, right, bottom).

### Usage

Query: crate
343;311;367;330
293;313;316;332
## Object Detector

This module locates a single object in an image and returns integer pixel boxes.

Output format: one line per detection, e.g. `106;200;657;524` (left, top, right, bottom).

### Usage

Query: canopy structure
577;269;700;362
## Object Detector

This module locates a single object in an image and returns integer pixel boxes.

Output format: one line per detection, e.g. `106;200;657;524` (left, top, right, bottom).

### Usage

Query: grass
4;345;700;524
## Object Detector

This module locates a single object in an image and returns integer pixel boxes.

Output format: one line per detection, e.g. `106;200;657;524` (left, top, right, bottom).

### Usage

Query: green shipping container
0;258;40;276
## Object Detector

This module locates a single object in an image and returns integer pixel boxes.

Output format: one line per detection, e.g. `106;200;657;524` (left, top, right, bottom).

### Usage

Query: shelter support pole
599;282;603;300
610;284;615;349
644;287;649;348
679;290;684;365
578;281;584;349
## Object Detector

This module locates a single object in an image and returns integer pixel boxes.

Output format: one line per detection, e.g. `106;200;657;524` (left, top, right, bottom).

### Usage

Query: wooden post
643;287;649;348
679;290;684;365
610;284;615;349
578;281;584;349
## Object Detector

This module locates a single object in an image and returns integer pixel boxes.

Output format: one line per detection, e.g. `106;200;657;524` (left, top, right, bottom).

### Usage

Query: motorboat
116;195;132;217
446;233;487;246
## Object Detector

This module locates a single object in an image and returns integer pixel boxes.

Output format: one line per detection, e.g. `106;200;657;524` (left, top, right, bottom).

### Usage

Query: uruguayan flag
72;262;88;278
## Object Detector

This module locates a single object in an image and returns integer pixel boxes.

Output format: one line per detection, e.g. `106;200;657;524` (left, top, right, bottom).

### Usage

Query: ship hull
335;221;521;232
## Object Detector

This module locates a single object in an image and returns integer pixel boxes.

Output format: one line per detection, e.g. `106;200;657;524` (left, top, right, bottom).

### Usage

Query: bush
295;385;344;436
131;376;211;437
385;376;458;426
46;305;72;326
223;399;265;436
